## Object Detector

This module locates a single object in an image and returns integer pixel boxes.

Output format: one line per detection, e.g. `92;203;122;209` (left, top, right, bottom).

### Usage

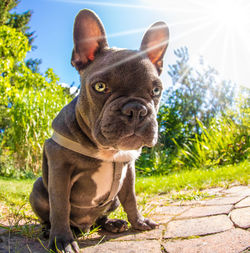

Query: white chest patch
91;162;113;205
119;164;128;190
97;149;141;162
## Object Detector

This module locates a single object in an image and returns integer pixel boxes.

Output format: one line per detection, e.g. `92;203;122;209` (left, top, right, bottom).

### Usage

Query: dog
29;9;169;252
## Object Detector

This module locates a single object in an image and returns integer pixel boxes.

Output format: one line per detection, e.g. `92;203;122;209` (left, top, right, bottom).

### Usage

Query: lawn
0;160;249;226
136;160;250;194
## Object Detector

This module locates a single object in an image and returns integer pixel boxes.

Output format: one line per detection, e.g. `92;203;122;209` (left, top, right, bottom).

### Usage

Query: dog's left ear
140;22;169;75
71;9;108;71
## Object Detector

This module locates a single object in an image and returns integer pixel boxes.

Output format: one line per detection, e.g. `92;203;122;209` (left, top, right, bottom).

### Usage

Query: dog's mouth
94;123;157;151
117;133;144;150
93;97;158;150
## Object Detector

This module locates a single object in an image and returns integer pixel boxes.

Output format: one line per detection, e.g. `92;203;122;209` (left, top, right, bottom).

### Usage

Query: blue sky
14;0;250;88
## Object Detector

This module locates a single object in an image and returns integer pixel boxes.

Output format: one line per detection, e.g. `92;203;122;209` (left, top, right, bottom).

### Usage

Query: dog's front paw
102;218;128;233
131;217;158;231
48;234;80;253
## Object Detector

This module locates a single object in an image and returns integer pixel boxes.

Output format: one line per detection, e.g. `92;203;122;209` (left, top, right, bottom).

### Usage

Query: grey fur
29;9;169;253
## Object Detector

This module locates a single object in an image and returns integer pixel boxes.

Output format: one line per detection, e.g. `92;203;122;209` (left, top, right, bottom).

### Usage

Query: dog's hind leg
29;177;50;224
95;197;128;233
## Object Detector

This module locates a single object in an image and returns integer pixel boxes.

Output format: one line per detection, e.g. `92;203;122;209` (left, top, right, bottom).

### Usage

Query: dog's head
71;9;169;151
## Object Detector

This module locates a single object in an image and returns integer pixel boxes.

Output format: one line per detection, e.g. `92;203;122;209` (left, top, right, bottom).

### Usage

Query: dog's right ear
71;9;108;71
140;22;169;75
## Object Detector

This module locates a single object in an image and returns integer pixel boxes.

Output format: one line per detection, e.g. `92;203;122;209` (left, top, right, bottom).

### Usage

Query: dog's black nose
121;102;148;123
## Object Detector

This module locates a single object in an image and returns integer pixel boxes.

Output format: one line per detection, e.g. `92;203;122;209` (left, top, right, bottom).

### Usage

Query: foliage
25;58;42;73
0;0;34;44
136;160;249;195
172;86;249;170
173;117;249;169
0;0;247;178
136;47;246;176
0;0;41;74
0;160;249;225
162;47;235;144
0;25;73;178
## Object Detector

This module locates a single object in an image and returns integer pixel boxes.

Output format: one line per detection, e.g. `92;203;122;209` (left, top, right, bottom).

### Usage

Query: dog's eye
152;87;161;96
93;82;109;93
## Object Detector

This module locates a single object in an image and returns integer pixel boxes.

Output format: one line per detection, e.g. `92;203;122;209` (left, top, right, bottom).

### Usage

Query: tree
0;6;74;177
0;0;42;74
136;47;236;175
158;47;235;150
0;0;34;44
166;47;234;132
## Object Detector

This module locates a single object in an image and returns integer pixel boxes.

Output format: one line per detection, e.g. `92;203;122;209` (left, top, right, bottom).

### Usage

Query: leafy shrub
136;146;173;176
136;47;238;176
173;117;249;169
0;26;74;178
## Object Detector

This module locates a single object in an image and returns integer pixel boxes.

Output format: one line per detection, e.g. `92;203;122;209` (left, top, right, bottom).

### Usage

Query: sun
141;0;250;86
63;0;249;87
207;0;249;30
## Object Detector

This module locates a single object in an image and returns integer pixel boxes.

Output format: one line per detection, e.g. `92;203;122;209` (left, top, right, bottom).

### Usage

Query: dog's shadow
0;223;158;252
0;223;48;252
78;226;161;249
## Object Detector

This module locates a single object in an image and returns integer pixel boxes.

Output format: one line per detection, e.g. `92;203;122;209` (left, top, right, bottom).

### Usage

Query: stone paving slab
200;196;245;206
0;227;7;236
230;207;250;229
164;215;234;238
222;186;250;197
200;187;224;195
153;205;190;216
235;197;250;208
177;205;233;219
241;248;250;253
0;234;47;253
82;240;162;253
1;186;250;252
150;214;173;224
97;226;165;241
163;228;250;253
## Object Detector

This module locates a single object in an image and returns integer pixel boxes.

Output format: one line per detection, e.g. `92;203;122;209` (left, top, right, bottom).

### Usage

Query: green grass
0;177;36;225
0;160;249;226
0;177;34;206
136;160;250;195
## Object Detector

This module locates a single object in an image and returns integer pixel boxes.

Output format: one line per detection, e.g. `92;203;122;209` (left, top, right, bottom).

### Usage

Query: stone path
0;185;249;252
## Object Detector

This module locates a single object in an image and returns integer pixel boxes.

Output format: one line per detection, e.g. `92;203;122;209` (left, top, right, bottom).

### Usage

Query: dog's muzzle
121;101;148;126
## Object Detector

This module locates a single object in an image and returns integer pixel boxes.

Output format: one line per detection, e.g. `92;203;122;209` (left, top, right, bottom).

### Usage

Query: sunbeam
168;17;213;44
173;23;225;86
140;0;249;86
198;23;224;55
218;29;230;78
54;0;249;87
54;0;206;14
108;15;213;40
229;32;238;85
87;39;169;76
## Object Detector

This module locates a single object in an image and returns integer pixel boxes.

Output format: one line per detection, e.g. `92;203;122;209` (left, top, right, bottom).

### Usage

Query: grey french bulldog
29;9;169;253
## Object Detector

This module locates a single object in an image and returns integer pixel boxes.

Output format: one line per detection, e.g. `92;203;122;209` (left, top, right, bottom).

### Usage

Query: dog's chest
71;162;127;208
91;162;113;205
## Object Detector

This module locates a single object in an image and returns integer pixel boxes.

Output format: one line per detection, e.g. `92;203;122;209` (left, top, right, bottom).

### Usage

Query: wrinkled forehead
83;49;158;83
